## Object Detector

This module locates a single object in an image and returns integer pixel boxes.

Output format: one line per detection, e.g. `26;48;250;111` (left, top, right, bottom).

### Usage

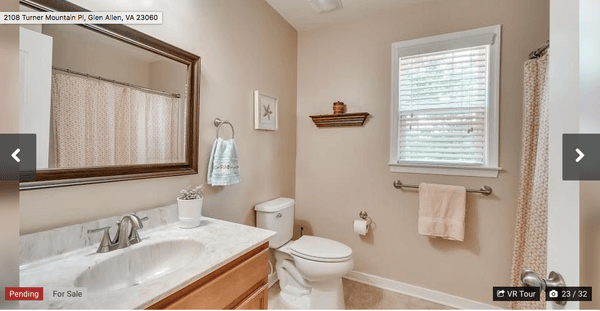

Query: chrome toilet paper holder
359;211;372;228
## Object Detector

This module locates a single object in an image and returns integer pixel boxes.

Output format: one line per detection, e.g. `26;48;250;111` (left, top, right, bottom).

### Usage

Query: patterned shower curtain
509;53;549;310
50;70;180;168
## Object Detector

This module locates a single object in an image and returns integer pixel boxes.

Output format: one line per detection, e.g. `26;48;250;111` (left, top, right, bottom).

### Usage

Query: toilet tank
254;198;294;248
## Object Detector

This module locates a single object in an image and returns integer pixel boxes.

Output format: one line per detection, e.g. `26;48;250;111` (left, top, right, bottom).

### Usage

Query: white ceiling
265;0;433;32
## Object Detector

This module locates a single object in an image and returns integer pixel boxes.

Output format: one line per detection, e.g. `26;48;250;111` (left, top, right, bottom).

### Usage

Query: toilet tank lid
254;197;295;212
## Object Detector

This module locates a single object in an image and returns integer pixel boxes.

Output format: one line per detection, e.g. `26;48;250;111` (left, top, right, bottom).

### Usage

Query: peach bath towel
418;183;466;241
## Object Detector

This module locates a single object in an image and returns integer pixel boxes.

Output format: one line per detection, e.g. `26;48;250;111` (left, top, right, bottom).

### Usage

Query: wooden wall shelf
309;112;370;128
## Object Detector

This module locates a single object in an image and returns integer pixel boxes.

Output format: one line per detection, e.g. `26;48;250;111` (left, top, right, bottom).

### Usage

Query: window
389;25;501;177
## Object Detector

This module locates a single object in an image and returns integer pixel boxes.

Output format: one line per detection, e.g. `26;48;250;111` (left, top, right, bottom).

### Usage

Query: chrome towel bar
393;180;492;196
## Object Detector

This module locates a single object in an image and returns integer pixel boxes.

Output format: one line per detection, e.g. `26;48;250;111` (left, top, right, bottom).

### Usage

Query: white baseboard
344;270;501;310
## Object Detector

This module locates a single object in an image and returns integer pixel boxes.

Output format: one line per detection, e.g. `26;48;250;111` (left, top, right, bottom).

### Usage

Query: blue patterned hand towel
207;138;241;186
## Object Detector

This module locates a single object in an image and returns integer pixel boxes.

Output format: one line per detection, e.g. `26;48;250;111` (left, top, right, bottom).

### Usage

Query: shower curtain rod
52;66;182;98
528;40;549;59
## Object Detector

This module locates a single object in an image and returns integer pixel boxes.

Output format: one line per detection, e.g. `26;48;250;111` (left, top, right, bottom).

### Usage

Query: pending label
4;287;43;301
47;287;87;301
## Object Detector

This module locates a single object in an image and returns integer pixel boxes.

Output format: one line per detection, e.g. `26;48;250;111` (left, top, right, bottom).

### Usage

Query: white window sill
388;163;501;178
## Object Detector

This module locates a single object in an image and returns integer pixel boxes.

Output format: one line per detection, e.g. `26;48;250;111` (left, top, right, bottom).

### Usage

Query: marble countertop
20;217;275;309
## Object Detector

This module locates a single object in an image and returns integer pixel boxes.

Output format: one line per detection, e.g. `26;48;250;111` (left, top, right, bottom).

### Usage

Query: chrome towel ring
214;118;235;139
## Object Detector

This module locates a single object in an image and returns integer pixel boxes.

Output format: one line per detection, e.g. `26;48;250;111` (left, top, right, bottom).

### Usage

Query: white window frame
389;25;502;178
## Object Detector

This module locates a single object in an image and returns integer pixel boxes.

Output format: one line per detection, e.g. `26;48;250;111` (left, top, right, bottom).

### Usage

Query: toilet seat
289;236;352;263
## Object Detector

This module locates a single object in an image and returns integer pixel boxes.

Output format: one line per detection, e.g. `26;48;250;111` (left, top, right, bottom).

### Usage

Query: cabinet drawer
235;284;268;310
148;243;268;310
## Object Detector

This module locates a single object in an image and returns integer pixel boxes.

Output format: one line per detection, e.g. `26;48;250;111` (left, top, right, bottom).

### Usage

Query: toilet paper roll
354;219;368;236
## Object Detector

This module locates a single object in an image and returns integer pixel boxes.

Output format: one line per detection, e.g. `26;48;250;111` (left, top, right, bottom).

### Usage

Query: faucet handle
88;226;111;234
139;216;148;228
88;226;112;253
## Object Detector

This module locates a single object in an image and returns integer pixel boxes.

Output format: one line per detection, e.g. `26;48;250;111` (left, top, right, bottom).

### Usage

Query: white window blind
397;45;489;165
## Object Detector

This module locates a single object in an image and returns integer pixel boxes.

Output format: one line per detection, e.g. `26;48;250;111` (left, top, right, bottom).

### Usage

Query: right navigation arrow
576;148;585;163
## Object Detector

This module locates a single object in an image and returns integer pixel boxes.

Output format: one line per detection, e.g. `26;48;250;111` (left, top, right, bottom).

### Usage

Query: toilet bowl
275;236;353;309
255;198;353;309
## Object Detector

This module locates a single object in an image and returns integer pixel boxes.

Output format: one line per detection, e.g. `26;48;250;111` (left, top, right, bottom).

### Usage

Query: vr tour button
493;287;540;301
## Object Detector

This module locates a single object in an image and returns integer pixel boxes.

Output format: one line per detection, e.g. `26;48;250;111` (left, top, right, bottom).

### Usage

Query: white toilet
255;198;353;309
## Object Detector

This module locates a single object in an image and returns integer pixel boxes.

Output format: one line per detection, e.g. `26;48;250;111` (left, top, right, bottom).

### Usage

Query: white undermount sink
74;239;205;293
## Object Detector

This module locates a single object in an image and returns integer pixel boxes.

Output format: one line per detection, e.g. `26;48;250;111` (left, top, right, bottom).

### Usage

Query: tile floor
268;278;456;310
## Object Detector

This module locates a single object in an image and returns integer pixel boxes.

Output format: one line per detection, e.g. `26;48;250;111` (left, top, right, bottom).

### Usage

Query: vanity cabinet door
234;284;268;310
148;243;269;310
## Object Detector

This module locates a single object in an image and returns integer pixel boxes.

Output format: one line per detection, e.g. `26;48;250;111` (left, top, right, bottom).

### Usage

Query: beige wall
20;0;298;234
295;0;548;307
44;22;187;96
148;60;186;99
44;24;153;88
149;60;188;161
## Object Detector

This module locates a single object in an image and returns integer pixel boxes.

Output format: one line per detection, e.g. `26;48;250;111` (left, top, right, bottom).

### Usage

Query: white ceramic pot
177;197;203;228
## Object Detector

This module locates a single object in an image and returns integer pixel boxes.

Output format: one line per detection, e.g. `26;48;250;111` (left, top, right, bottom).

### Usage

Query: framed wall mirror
19;0;200;190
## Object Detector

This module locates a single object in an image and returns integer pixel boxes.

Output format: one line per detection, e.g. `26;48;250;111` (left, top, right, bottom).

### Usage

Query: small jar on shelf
333;101;346;114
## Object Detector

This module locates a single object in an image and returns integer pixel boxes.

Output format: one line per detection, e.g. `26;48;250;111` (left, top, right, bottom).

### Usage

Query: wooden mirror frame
19;0;200;190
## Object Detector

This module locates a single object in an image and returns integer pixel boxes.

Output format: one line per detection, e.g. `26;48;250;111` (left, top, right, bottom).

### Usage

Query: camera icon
497;289;505;298
549;290;558;298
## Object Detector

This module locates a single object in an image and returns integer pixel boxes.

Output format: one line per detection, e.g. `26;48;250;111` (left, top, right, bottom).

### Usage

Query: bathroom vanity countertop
19;217;275;309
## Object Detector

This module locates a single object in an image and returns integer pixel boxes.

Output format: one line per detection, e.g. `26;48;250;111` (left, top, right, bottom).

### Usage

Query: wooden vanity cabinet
147;242;269;310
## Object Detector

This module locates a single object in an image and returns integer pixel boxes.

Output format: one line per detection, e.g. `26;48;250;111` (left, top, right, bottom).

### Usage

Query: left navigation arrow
11;148;20;163
0;134;36;181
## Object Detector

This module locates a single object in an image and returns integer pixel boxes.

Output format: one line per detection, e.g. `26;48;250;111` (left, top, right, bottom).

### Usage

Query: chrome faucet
88;214;148;253
115;214;144;248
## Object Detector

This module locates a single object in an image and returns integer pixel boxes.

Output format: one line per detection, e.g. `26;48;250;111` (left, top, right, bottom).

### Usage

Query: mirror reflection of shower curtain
509;53;549;310
50;70;180;168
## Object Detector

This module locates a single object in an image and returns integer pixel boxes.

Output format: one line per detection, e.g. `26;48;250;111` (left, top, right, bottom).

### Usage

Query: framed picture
254;90;278;130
